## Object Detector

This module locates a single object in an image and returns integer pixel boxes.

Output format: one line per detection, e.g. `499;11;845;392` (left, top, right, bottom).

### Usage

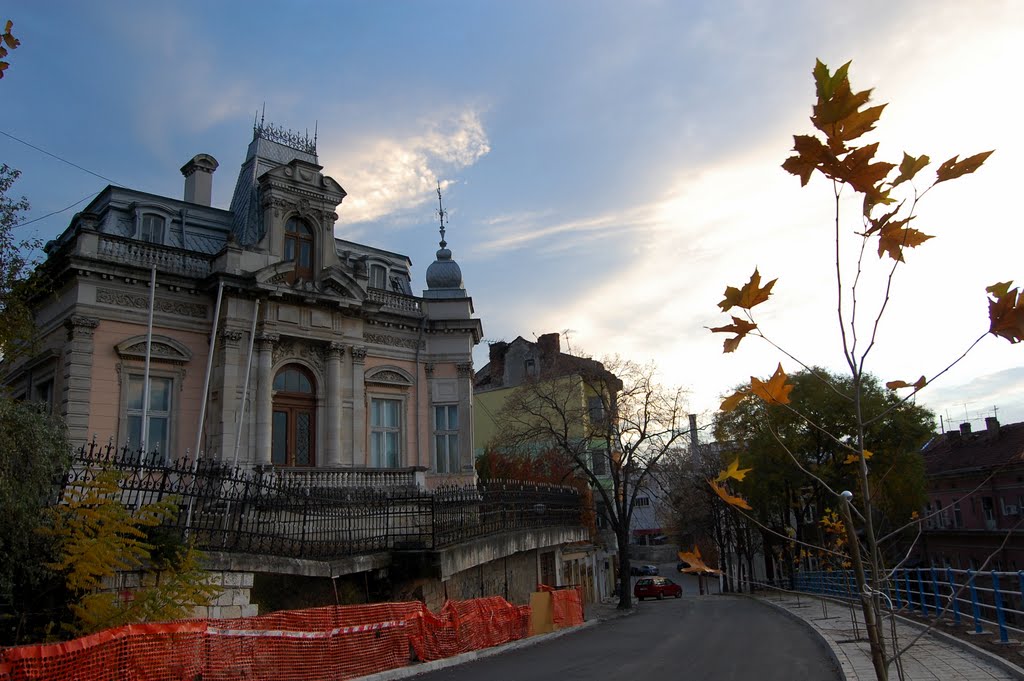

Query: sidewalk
755;592;1024;680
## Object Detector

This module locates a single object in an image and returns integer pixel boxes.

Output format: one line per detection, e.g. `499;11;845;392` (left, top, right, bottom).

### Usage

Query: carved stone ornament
350;346;368;362
364;332;425;351
327;341;347;358
273;338;325;373
220;329;244;344
256;332;280;350
456;362;475;378
115;335;193;365
365;368;414;387
424;362;435;377
96;288;207;319
65;315;99;340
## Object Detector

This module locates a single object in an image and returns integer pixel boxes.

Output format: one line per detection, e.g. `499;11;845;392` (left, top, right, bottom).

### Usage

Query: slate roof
921;421;1024;477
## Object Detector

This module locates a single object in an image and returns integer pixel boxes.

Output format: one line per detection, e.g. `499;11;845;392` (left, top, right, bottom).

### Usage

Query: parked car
634;576;683;600
630;564;659;576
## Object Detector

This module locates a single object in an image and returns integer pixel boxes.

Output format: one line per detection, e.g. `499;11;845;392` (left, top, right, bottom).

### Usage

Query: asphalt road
412;585;842;681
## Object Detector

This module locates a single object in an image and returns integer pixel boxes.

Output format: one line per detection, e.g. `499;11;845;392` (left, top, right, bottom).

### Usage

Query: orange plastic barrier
549;587;584;628
0;598;532;681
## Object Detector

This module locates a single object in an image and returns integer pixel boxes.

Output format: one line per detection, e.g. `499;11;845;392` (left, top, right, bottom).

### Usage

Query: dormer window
284;217;314;282
140;215;165;243
369;263;387;289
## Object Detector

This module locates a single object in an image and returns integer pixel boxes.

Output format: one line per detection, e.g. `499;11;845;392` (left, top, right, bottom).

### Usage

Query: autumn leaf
862;206;907;237
709;316;758;353
750;363;793;405
832;143;895;198
935;151;994;184
718;268;777;312
891;152;930;188
987;280;1024;343
876;222;933;261
708;479;752;511
715;456;753;482
885;376;926;391
782;134;835;186
843;449;873;465
720;388;749;412
678;547;723;575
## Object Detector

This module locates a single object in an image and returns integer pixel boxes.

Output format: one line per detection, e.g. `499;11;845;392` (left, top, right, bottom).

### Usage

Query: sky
3;1;1023;434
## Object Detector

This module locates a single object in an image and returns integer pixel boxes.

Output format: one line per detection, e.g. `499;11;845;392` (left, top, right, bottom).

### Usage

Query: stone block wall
105;569;257;620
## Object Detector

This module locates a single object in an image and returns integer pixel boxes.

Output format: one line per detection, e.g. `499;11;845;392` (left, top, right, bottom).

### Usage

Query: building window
590;448;608;476
284;217;314;282
635;496;651;507
953;499;963;528
126;374;172;455
982;496;996;528
272;365;316;467
369;264;387;289
371;398;401;467
434;405;459;473
140;215;165;243
32;377;54;413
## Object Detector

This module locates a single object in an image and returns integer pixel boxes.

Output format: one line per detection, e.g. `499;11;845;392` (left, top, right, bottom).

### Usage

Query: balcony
92;233;214;278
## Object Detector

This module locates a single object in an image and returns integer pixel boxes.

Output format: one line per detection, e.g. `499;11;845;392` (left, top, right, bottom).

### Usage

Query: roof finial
260;103;266;127
435;181;448;249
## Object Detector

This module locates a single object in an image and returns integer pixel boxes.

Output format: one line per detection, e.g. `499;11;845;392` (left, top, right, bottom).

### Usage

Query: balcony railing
273;466;421;491
366;288;423;314
95;234;213;278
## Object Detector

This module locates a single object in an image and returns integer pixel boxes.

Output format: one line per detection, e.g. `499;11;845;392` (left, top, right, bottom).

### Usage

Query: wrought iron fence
61;441;583;561
765;568;1024;644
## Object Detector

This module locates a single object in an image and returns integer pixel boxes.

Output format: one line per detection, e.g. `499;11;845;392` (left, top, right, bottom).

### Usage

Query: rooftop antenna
435;181;448;248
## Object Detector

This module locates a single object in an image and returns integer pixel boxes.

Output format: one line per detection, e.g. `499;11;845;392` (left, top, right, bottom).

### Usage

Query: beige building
4;122;481;488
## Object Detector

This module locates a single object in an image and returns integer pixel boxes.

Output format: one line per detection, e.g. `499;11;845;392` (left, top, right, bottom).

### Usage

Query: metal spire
436;181;448;248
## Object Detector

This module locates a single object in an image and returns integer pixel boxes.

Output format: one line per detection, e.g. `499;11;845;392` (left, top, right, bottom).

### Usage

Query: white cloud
324;111;491;226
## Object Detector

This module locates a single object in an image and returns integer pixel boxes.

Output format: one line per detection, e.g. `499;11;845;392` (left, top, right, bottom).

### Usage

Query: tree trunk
616;527;632;609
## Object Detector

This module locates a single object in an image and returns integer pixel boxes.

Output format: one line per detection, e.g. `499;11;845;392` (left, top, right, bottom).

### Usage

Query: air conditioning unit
1004;505;1019;516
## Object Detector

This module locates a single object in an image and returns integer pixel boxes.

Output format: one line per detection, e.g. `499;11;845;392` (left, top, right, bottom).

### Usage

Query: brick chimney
488;341;508;385
689;414;699;452
986;416;1000;436
180;153;219;206
537;333;560;370
959;422;972;437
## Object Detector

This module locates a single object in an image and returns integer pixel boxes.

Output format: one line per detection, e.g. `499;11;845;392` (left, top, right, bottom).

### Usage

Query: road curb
355;620;598;681
747;594;849;681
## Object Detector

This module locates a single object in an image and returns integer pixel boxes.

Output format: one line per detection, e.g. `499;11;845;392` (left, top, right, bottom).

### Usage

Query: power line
14;190;101;229
0;128;123;186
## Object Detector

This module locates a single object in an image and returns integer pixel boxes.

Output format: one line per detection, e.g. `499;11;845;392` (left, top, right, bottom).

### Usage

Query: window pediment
116;335;193;365
365;366;414;387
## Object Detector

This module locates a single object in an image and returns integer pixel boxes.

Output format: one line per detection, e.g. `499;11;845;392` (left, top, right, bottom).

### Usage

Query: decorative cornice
96;288;207;319
350;346;367;362
365;369;413;387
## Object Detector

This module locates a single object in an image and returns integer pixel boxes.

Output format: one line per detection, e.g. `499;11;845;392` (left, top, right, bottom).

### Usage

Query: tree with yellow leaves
42;467;219;637
706;60;1017;681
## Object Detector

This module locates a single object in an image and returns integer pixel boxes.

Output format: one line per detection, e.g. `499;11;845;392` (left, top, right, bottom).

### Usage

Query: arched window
284;217;314;282
272;365;316;467
140;214;165;243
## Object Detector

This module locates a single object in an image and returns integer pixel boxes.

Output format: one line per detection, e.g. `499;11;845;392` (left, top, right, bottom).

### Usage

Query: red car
633;576;683;600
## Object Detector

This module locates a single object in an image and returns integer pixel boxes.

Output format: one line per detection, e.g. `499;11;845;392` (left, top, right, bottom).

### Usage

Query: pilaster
456;362;475;474
62;315;99;444
325;342;345;467
350;346;367;466
254;332;279;466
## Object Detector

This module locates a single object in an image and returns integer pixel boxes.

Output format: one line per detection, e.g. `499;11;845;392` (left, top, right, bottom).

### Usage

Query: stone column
456;362;475;475
350;346;367;466
217;328;244;461
62;315;99;445
254;332;279;466
325;341;345;467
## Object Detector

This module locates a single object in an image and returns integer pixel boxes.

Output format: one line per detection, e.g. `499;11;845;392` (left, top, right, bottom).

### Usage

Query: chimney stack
537;333;560;370
986;416;1000;436
181;154;219;206
689;414;699;453
488;341;509;386
959;422;972;437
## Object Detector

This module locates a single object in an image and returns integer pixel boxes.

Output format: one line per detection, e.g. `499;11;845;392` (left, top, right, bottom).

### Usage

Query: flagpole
141;266;157;458
232;299;260;468
193;280;224;462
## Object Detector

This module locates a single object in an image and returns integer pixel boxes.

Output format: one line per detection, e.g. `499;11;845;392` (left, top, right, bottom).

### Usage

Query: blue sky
4;1;1023;431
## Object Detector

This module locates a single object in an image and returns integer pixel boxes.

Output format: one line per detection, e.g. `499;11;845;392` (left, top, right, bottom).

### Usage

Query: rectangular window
635;497;651;507
587;396;605;424
590;448;608;476
126;374;172;456
140;215;165;243
434;405;459;473
953;499;963;528
33;378;54;412
371;398;401;467
369;264;387;289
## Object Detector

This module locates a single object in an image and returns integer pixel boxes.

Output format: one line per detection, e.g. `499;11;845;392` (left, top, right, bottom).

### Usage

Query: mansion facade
4;122;482;488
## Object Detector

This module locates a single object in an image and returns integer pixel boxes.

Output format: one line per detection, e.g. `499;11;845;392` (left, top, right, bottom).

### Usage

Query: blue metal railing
774;568;1024;643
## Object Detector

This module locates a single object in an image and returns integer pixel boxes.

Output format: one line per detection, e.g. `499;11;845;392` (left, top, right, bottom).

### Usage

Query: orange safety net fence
0;597;533;681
